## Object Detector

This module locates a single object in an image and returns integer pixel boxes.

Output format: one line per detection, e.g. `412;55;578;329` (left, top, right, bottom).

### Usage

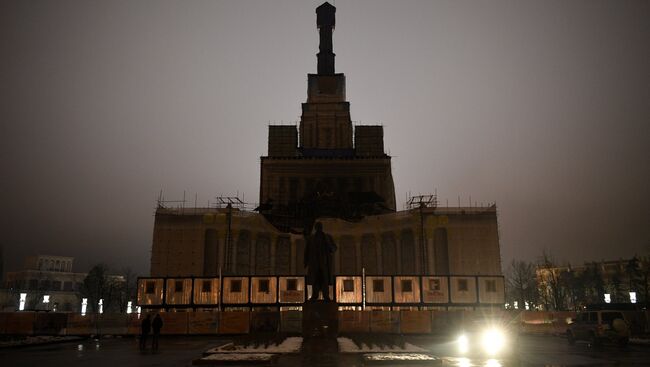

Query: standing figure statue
304;222;337;302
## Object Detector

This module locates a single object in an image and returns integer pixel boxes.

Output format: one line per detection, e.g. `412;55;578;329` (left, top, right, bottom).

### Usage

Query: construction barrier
96;314;129;335
400;310;431;334
280;310;302;333
159;312;189;335
0;313;8;334
251;311;280;332
369;310;399;333
34;312;67;335
219;311;249;334
126;314;142;335
66;314;95;335
338;311;370;333
5;312;36;335
188;312;219;334
1;309;647;336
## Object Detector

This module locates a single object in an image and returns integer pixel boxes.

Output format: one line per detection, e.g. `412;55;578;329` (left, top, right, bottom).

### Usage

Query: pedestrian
140;314;151;350
152;313;163;351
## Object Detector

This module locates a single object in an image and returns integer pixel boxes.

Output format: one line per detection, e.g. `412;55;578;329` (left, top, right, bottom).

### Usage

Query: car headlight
457;334;469;354
481;328;506;355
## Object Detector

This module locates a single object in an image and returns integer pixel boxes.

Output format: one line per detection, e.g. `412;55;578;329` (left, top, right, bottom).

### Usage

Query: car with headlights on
454;319;519;359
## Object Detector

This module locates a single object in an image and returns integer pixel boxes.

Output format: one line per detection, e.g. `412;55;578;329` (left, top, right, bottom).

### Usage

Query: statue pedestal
302;301;338;338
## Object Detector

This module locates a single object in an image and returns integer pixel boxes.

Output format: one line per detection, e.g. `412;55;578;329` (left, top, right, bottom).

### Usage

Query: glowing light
81;298;88;316
630;292;637;304
98;299;103;314
457;334;469;354
136;306;142;317
19;293;27;311
525;301;530;310
458;357;471;367
485;359;502;367
127;301;133;314
513;301;518;309
43;295;50;304
604;294;611;303
481;328;506;355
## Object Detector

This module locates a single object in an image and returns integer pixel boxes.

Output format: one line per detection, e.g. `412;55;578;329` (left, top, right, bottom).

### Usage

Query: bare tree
537;250;566;310
80;264;119;313
115;267;138;312
505;259;538;309
584;262;605;304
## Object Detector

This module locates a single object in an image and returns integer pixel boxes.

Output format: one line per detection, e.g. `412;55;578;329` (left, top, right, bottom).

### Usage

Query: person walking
152;313;163;351
140;314;151;350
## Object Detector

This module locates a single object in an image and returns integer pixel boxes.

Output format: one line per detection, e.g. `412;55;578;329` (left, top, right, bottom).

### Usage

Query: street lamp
630;292;637;304
19;293;27;311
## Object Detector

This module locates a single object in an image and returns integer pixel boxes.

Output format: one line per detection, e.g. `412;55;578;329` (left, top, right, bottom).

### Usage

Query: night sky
1;0;649;274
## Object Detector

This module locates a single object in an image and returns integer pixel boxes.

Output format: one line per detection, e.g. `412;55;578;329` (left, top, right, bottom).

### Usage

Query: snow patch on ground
200;353;275;361
337;337;427;353
205;337;303;354
363;353;440;362
0;336;82;348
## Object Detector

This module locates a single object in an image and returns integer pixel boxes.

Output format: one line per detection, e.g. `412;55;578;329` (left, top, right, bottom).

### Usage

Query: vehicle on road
454;318;519;359
566;310;630;347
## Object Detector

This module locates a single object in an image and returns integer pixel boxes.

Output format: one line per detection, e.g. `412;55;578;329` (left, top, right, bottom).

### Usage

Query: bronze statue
304;222;337;302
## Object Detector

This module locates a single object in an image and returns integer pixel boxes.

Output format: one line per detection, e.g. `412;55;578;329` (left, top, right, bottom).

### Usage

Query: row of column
203;227;450;276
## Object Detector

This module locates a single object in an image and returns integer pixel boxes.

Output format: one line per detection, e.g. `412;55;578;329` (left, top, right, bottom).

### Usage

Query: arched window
361;234;378;274
434;228;449;274
400;229;416;274
203;229;219;276
381;232;398;275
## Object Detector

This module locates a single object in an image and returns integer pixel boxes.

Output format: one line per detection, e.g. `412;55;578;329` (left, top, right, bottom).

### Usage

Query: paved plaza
1;335;650;366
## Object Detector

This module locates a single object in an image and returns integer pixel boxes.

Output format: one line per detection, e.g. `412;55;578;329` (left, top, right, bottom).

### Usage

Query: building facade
1;255;86;312
144;3;504;309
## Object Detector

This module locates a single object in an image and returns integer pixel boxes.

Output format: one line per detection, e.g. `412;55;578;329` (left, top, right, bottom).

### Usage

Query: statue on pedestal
304;222;337;302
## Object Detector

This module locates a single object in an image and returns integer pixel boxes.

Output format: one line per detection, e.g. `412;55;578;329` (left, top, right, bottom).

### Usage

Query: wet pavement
1;334;649;366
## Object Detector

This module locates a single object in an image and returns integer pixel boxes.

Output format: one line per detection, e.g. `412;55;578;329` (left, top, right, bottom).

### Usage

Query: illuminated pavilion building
139;2;504;311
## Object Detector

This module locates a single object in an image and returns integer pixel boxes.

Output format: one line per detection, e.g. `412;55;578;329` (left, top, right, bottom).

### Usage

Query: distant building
1;255;85;312
1;255;124;312
142;3;504;310
536;256;650;310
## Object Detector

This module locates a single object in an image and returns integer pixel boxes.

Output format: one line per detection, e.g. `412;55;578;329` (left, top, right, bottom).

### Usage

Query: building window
40;280;51;290
343;279;355;292
458;279;468;292
174;280;184;293
28;279;38;290
429;279;441;291
372;279;385;292
485;280;497;293
401;279;413;293
259;279;270;293
230;279;242;293
145;281;156;294
63;281;73;291
286;278;298;291
52;281;62;291
201;280;212;293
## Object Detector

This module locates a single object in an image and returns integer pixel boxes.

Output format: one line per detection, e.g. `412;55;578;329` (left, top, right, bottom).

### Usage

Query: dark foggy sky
1;0;649;274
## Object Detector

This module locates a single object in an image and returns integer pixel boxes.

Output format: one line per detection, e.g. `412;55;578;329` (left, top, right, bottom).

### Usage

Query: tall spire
316;2;336;75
